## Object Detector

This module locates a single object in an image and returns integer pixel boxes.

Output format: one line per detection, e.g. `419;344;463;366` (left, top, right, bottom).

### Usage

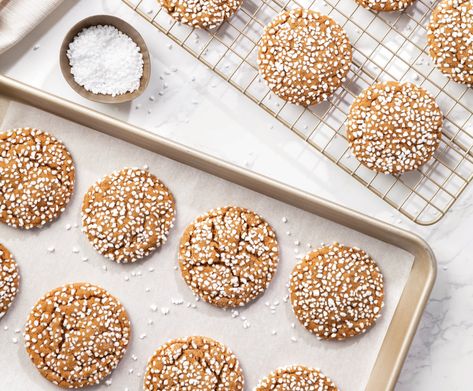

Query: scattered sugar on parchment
67;25;143;96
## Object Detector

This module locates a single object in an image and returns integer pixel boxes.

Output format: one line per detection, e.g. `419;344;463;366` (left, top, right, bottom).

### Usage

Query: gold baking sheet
0;75;435;391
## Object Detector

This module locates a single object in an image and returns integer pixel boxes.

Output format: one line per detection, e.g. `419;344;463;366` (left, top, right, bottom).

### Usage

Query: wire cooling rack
123;0;473;225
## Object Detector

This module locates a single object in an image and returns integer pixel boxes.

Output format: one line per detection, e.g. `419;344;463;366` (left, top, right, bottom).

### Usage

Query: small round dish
59;15;151;104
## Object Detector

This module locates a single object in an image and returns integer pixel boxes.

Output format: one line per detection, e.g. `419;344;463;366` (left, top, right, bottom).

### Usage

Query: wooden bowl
60;15;151;104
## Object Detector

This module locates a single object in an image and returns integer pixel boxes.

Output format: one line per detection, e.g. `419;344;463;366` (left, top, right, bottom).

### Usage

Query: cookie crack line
195;355;226;387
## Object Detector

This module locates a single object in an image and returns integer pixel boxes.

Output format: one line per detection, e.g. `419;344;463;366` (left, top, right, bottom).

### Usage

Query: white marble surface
0;0;471;390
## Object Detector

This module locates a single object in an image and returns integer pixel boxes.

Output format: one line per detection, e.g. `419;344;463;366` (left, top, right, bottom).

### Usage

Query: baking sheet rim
0;75;436;391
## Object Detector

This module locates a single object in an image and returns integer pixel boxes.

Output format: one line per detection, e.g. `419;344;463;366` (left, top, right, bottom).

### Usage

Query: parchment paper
0;100;414;391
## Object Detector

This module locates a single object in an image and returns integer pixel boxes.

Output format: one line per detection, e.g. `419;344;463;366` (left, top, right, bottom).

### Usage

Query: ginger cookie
158;0;242;29
347;81;443;175
81;167;175;263
144;336;244;390
24;282;130;388
428;0;473;86
179;206;279;308
0;244;19;319
290;243;384;340
355;0;415;11
256;365;338;391
257;8;352;106
0;128;75;229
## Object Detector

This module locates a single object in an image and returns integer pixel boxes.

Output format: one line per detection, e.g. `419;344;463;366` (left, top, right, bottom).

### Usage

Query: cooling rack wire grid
123;0;473;225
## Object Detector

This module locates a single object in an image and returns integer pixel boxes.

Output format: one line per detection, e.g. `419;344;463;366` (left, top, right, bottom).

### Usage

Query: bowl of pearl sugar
60;15;151;103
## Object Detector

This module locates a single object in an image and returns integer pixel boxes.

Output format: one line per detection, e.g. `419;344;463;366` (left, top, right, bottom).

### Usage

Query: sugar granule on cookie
0;128;75;229
81;167;175;263
144;336;244;390
290;243;384;340
257;8;352;106
428;0;473;86
24;282;130;388
347;81;443;175
256;365;338;391
0;244;20;319
158;0;242;29
179;206;279;308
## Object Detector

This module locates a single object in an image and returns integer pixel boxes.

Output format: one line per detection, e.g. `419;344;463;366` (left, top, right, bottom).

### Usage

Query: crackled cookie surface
82;167;175;263
347;81;443;175
0;128;75;229
258;8;352;106
428;0;473;85
290;243;384;340
158;0;242;29
24;282;130;388
256;365;338;391
0;243;19;319
144;336;244;390
179;206;279;308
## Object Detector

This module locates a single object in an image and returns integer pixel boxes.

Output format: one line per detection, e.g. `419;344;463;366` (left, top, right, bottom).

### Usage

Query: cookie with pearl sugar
179;206;279;308
23;282;130;388
428;0;473;86
81;167;176;263
0;127;75;229
290;243;384;340
144;336;244;390
158;0;243;29
355;0;415;12
257;8;352;106
347;81;443;175
0;243;19;319
256;365;338;391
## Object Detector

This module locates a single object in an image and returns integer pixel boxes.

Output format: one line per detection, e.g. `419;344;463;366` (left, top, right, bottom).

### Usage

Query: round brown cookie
355;0;415;11
0;128;75;229
158;0;242;29
179;206;279;308
24;282;130;388
347;81;443;175
256;365;338;391
144;336;244;390
428;0;473;86
81;167;175;263
0;243;19;319
257;8;352;106
290;243;384;340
